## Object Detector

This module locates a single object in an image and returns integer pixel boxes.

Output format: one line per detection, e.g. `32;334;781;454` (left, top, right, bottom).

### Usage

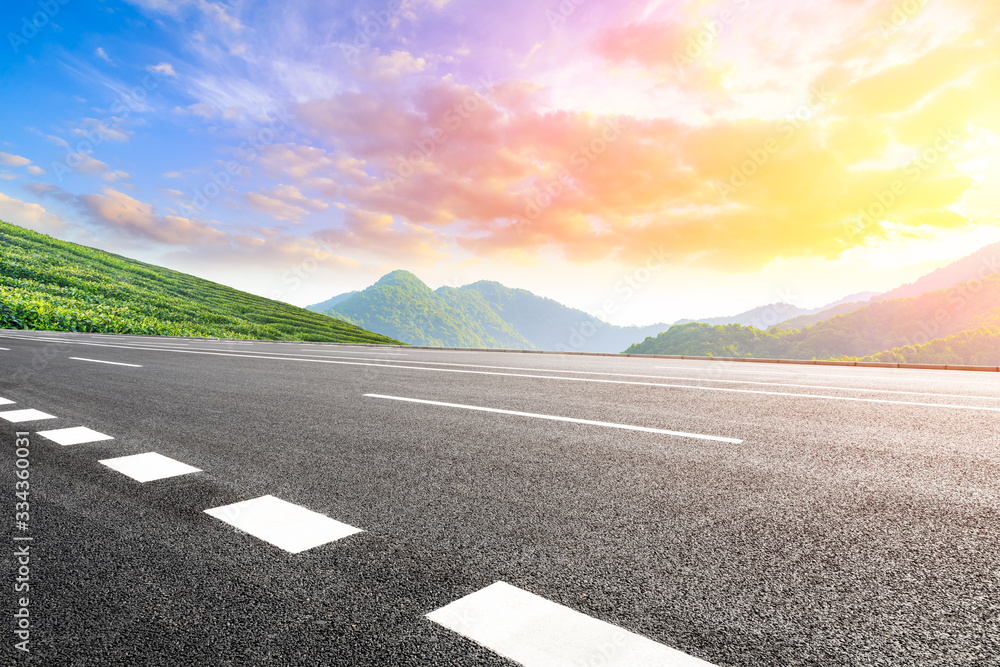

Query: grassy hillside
626;275;1000;363
0;220;401;344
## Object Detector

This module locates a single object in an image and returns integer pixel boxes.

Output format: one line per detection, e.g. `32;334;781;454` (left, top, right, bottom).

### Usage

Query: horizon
2;0;999;325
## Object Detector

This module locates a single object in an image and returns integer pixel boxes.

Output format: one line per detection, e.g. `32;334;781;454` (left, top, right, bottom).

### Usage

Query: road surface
2;330;999;666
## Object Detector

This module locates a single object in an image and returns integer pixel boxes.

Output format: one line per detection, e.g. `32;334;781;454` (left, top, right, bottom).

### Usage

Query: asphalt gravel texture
2;330;999;666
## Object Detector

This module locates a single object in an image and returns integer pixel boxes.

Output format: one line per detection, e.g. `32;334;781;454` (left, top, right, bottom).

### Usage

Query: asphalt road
2;329;999;666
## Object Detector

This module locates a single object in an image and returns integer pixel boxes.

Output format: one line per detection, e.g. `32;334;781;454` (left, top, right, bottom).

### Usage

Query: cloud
0;193;72;235
71;117;132;143
289;55;989;271
315;208;446;262
95;47;111;62
593;21;690;69
26;166;45;175
79;187;227;245
368;50;428;82
245;184;328;222
102;170;131;182
77;155;110;175
0;153;31;167
149;62;177;77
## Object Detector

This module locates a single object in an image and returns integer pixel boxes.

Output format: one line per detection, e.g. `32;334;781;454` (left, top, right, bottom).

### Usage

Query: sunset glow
2;0;999;322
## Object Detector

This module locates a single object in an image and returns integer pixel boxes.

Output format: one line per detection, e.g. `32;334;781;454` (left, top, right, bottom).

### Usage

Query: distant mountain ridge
307;270;671;352
874;241;1000;302
626;274;1000;363
676;292;879;329
774;243;1000;331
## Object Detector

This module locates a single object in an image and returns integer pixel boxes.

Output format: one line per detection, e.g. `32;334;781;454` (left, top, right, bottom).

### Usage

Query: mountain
315;270;533;348
0;220;399;344
306;290;359;313
828;291;879;306
774;244;1000;331
675;303;815;328
308;271;672;352
625;274;1000;363
773;300;872;331
873;241;1000;302
852;326;1000;366
675;292;879;329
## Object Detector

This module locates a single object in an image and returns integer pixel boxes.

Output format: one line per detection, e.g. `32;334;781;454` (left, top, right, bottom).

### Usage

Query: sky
1;0;999;325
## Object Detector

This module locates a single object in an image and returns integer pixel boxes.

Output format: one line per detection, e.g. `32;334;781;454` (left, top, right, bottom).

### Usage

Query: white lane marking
5;333;999;411
0;409;56;423
69;357;143;368
427;581;716;667
0;347;9;350
365;394;742;443
204;495;363;553
100;452;201;482
655;364;1000;385
36;426;113;446
0;398;14;405
19;334;999;398
298;348;407;356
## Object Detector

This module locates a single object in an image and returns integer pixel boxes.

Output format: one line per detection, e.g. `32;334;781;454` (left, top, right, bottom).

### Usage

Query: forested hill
625;275;1000;364
309;270;672;352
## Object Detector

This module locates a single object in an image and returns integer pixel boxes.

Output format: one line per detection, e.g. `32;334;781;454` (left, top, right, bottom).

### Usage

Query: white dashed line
6;333;998;411
204;495;363;553
36;426;114;446
0;409;57;423
0;397;14;406
69;357;143;367
100;452;201;482
365;394;742;443
427;581;716;667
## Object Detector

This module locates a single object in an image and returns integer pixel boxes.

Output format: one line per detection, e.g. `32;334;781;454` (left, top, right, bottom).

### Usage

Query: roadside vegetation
0;220;401;344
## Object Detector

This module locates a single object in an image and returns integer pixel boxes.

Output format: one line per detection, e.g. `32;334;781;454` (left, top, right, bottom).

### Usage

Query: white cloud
149;62;177;77
79;187;226;245
95;47;111;62
0;152;31;167
0;193;72;234
102;169;131;182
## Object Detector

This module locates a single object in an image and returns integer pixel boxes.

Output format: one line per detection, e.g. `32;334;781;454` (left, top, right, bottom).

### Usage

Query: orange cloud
79;187;226;245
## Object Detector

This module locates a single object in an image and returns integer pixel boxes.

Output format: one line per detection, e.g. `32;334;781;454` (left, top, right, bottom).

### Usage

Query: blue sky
2;0;999;323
